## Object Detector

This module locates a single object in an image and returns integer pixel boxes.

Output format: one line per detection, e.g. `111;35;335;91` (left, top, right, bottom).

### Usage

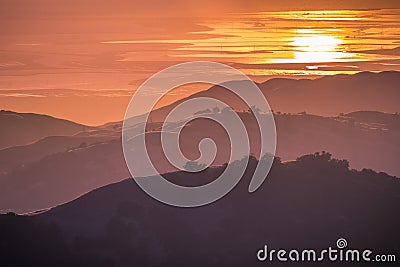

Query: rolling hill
146;71;400;122
0;110;91;149
1;71;399;213
1;154;399;266
0;111;399;213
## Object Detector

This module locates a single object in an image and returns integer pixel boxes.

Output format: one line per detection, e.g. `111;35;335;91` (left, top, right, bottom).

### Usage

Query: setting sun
1;1;400;266
291;29;351;63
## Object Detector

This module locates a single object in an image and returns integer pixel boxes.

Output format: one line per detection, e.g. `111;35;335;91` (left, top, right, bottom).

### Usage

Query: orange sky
1;1;400;125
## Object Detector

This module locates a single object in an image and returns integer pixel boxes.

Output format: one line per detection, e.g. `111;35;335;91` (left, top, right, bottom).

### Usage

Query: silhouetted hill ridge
1;110;399;213
2;153;399;266
0;110;92;149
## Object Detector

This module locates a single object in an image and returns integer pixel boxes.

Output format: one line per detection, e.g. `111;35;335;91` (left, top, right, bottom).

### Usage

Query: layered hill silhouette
0;110;91;149
260;71;400;116
0;138;129;214
1;71;399;213
146;71;400;122
1;110;399;213
0;135;116;175
1;154;399;266
1;71;399;266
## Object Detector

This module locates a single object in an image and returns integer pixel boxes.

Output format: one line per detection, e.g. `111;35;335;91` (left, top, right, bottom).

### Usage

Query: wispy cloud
0;89;134;98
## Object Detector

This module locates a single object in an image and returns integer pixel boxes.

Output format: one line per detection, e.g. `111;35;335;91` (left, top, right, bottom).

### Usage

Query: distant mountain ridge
1;110;399;213
0;110;91;149
1;71;399;213
260;71;400;116
145;71;400;122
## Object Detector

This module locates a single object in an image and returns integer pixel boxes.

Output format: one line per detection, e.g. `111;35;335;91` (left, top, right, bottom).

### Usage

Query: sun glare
291;29;350;63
